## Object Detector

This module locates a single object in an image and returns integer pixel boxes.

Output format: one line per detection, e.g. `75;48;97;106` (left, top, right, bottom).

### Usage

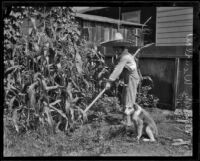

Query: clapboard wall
81;21;141;45
156;7;193;46
80;20;143;57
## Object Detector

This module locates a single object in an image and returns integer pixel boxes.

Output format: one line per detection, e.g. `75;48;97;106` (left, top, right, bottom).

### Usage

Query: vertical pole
136;28;138;46
118;7;121;32
173;58;180;110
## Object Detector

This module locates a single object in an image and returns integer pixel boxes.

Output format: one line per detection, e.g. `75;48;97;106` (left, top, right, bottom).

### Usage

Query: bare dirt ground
4;108;192;156
101;122;192;156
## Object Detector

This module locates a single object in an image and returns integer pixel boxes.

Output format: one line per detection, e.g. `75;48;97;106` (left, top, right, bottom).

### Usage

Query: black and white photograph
3;1;200;158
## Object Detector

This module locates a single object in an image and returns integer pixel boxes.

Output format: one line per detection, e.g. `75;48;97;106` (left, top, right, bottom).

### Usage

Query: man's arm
109;56;128;81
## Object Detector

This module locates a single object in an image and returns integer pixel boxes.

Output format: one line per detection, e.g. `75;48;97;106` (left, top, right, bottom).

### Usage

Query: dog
125;103;158;142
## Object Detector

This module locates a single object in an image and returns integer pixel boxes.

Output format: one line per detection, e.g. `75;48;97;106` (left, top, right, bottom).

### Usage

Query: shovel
82;87;107;122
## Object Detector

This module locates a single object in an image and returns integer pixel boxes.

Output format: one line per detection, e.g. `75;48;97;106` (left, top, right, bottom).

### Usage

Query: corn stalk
4;6;108;133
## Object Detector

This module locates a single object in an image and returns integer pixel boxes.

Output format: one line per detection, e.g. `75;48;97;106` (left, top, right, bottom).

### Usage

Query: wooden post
173;58;180;110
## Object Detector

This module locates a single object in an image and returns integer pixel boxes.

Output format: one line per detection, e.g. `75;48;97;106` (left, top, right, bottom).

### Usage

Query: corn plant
4;6;109;134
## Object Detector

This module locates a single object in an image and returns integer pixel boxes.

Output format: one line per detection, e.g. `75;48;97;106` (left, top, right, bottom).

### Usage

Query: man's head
113;46;126;55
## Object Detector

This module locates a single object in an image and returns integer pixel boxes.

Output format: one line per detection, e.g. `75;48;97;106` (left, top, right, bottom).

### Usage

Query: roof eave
73;13;145;28
78;7;109;13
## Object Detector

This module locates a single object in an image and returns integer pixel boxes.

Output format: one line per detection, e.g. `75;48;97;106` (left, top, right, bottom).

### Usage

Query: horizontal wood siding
157;14;193;23
156;32;192;38
157;8;193;18
156;20;192;28
157;7;192;12
156;43;188;46
157;38;189;44
156;7;193;46
157;26;193;33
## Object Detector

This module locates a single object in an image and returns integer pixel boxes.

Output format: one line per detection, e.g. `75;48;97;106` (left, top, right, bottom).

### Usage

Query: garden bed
4;107;192;156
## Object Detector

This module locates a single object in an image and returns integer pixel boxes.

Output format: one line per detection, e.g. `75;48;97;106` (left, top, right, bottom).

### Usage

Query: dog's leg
136;119;143;140
143;126;156;142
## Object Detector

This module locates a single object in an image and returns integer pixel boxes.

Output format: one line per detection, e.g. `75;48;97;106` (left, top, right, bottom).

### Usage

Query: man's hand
105;82;111;90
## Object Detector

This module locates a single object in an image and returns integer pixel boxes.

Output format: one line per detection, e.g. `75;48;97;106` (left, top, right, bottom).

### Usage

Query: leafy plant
176;91;192;110
3;6;108;134
136;76;159;108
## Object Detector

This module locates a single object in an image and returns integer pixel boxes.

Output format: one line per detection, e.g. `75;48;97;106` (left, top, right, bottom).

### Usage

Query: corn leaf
27;82;37;109
30;17;37;30
9;96;16;111
75;52;83;74
49;99;61;106
42;79;58;91
44;104;53;128
65;99;71;114
70;108;74;121
48;104;69;131
98;67;108;78
12;108;19;132
66;82;73;100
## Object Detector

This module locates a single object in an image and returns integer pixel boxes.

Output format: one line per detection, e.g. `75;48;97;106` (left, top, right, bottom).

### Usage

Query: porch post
173;58;180;110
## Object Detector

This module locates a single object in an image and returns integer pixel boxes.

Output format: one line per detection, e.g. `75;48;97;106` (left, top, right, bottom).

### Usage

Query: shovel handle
84;88;106;113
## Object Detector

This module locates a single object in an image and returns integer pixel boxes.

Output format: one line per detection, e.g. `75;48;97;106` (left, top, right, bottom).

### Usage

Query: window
122;10;141;23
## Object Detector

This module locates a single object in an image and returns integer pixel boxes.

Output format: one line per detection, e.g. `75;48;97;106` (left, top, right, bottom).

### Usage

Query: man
100;32;153;125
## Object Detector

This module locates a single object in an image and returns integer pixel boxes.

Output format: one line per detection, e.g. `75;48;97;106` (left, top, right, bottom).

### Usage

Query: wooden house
74;12;144;57
77;6;199;110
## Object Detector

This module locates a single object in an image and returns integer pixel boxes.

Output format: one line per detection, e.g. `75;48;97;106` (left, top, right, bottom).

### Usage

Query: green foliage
136;76;159;108
176;91;192;123
176;91;192;110
4;6;108;134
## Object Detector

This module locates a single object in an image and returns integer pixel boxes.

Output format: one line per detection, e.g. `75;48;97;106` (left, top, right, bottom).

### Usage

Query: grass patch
4;108;192;156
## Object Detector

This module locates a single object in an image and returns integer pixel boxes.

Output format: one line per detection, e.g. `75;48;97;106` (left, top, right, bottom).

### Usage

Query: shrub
136;76;159;108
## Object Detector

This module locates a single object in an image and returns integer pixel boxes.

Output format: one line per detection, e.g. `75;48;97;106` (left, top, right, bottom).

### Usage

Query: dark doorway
140;58;175;110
